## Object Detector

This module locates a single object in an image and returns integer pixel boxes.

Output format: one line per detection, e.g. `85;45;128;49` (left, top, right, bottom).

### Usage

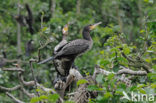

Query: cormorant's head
84;22;102;32
62;24;69;36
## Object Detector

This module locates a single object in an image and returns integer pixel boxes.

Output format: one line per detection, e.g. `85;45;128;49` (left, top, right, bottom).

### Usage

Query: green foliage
77;79;88;86
30;94;59;103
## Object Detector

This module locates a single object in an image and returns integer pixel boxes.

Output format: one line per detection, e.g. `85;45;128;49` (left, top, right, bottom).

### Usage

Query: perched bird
54;24;69;54
25;39;34;56
0;51;7;68
25;3;34;34
15;3;34;34
38;22;102;76
15;15;27;26
52;24;79;76
0;56;6;68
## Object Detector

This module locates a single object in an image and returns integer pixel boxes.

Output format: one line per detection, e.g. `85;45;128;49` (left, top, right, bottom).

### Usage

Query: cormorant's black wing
56;39;90;57
54;40;68;54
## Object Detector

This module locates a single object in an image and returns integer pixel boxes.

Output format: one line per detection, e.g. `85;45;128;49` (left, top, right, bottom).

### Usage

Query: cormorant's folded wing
56;39;90;57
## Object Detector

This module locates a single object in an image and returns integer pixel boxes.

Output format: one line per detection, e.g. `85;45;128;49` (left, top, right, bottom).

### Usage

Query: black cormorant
38;22;101;76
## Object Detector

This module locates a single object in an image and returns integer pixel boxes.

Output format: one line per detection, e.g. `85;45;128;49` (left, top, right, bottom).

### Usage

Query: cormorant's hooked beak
62;24;69;34
89;22;102;30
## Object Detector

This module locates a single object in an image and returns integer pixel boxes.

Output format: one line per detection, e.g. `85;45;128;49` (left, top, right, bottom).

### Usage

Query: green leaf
47;94;59;102
104;92;113;99
77;79;88;86
98;59;110;66
30;97;40;103
96;74;103;83
148;73;156;80
152;65;156;70
139;88;146;94
151;83;156;88
107;73;115;80
87;85;102;91
39;95;48;100
65;101;75;103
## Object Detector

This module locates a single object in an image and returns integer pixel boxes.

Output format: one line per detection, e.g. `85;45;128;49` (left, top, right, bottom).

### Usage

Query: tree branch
1;67;24;72
117;66;147;75
0;85;21;92
6;92;25;103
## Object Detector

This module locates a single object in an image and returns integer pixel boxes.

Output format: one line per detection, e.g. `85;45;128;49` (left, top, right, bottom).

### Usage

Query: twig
6;92;25;103
120;50;152;73
29;59;40;97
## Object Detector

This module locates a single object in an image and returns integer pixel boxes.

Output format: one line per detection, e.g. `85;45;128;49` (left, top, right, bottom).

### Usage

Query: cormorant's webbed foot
53;76;67;90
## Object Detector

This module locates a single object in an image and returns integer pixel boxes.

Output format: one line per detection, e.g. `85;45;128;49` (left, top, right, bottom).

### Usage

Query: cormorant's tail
38;56;54;64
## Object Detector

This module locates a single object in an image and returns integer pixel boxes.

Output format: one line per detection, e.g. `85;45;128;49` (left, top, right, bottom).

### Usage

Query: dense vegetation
0;0;156;103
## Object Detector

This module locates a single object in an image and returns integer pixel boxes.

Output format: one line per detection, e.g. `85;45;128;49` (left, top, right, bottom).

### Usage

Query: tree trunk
17;4;21;55
76;0;81;15
50;0;56;17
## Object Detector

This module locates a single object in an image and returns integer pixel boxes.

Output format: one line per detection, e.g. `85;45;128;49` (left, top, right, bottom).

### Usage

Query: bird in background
15;3;34;34
54;24;69;54
38;22;102;76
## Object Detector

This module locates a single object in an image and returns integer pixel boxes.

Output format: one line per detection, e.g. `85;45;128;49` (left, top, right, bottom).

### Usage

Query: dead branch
1;67;24;72
93;65;114;79
93;65;132;87
3;58;28;64
117;67;147;76
0;85;21;92
6;92;25;103
54;68;83;98
21;88;36;98
29;59;40;97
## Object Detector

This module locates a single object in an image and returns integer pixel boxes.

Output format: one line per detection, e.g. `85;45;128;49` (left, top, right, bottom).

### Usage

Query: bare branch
18;72;35;86
1;67;24;72
93;65;132;87
29;59;40;97
21;88;36;98
93;65;114;79
0;85;21;92
69;68;83;81
6;92;25;103
117;67;147;76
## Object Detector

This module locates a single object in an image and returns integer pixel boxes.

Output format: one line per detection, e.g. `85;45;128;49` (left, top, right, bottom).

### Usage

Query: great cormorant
38;22;101;76
53;24;71;76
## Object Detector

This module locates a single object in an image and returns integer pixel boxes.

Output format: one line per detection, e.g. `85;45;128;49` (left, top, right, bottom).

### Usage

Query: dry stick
29;59;40;97
6;92;25;103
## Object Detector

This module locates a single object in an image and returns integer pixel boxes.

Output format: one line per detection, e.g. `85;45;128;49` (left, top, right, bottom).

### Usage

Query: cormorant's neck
82;30;92;41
